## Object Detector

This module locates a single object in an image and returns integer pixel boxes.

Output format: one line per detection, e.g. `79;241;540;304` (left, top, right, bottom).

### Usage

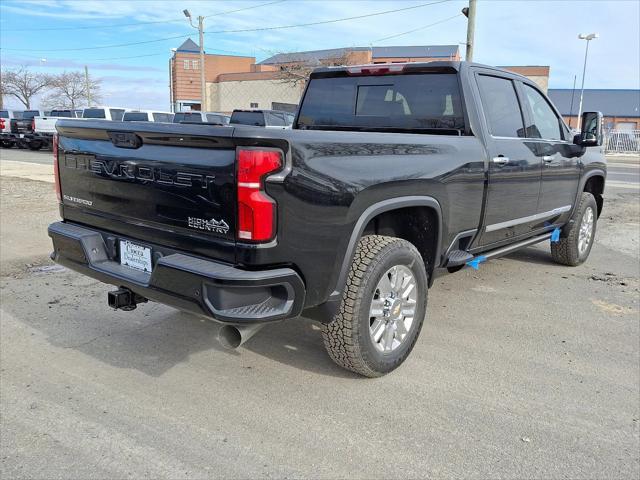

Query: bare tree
1;66;53;109
42;71;102;110
276;53;350;89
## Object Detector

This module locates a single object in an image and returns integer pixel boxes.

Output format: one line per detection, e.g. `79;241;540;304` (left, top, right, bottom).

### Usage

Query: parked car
1;110;43;149
230;109;294;128
0;110;22;148
24;109;79;151
173;111;230;125
123;110;174;123
82;106;129;121
49;61;606;377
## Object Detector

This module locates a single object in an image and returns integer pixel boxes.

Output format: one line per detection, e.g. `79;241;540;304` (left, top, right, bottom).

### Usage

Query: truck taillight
236;148;282;242
31;118;35;131
0;118;5;130
53;134;61;202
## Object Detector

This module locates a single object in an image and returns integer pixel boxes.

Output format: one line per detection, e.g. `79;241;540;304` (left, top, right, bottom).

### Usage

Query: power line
204;0;286;19
372;13;463;42
2;10;459;66
0;0;287;32
0;0;452;52
1;33;191;52
4;49;248;63
204;0;452;35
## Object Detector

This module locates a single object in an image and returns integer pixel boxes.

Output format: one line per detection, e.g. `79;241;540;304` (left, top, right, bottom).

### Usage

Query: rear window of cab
297;73;465;132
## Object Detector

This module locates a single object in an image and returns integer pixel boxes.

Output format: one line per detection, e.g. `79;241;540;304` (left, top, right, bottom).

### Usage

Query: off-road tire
28;141;42;151
551;192;598;266
322;235;428;377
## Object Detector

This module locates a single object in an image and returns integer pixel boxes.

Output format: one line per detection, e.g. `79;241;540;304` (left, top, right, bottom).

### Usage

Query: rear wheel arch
331;197;443;299
362;206;440;285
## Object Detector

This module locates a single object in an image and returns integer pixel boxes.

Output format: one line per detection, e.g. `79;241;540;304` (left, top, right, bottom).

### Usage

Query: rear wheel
551;192;598;266
0;141;12;149
28;141;42;151
322;235;428;377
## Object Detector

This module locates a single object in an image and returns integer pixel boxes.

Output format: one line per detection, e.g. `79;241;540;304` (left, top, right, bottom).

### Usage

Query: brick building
169;39;255;112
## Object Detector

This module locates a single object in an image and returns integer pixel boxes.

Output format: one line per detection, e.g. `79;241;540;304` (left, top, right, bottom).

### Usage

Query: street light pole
576;33;598;130
184;10;206;111
84;65;91;106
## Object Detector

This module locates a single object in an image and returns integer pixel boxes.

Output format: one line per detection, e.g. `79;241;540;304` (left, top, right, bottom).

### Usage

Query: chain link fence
208;80;303;114
604;129;640;155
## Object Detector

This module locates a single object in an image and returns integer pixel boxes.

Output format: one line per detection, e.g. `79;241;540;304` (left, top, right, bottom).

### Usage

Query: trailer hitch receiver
108;287;147;311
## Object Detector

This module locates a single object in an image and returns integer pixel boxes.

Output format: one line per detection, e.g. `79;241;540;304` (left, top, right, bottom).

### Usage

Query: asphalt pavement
1;148;638;479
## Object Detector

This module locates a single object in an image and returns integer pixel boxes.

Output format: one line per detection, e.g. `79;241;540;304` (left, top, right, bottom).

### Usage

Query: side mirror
574;111;603;147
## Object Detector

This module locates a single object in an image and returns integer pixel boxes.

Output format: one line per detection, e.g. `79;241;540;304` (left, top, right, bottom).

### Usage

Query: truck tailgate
56;120;239;262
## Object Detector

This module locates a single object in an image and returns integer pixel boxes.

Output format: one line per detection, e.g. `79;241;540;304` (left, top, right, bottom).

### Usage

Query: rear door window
206;114;226;124
83;109;106;119
265;112;286;126
50;110;74;117
174;112;203;123
123;112;149;122
297;73;465;132
152;113;173;122
230;111;266;126
476;75;525;138
109;109;125;121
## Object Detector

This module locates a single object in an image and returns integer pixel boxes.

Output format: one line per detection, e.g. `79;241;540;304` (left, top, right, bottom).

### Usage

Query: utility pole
84;65;91;106
184;10;207;111
462;0;477;62
198;15;206;111
576;33;598;130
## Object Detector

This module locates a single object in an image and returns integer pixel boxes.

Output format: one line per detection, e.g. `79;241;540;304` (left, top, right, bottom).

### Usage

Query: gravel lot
1;150;639;479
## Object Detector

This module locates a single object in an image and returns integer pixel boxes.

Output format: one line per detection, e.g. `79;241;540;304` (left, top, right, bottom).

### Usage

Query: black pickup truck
0;109;42;148
49;62;606;377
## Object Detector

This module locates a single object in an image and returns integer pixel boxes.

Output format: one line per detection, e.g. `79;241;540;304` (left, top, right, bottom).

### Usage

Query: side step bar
445;231;555;271
481;232;553;261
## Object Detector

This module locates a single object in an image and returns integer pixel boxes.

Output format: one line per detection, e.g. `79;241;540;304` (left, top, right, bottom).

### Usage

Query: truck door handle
492;156;509;165
542;155;556;163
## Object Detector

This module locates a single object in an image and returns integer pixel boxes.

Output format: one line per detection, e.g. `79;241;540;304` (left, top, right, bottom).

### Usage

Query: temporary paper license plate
120;240;152;273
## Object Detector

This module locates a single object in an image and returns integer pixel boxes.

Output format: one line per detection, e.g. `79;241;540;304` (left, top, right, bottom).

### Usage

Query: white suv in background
82;106;130;121
173;111;231;125
123;110;174;123
230;109;295;129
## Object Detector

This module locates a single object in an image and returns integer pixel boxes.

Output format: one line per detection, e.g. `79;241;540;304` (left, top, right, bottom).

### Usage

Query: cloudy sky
1;0;638;110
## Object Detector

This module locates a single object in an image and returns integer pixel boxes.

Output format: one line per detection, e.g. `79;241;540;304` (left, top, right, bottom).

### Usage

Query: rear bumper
1;132;19;142
24;133;53;145
48;221;305;323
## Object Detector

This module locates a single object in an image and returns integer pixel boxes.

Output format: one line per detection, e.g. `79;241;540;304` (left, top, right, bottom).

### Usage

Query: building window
192;60;199;70
183;59;190;70
250;102;259;108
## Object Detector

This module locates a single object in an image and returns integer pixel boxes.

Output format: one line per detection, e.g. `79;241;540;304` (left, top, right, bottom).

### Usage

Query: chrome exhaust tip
217;324;264;349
